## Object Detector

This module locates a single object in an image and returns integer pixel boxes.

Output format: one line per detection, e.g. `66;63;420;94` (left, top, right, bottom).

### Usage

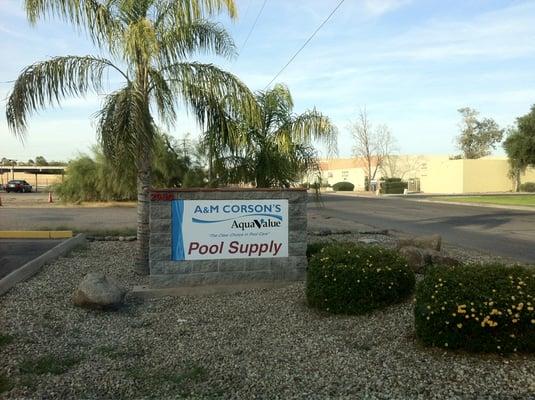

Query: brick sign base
149;188;307;289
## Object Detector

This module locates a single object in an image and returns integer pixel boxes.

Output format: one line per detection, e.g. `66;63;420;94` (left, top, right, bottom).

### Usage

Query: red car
5;180;33;193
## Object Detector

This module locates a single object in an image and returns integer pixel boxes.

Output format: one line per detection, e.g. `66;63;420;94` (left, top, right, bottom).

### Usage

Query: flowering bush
306;242;415;314
415;264;535;353
306;242;326;259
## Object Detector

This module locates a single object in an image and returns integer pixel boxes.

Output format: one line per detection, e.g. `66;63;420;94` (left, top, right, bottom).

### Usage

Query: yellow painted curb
0;231;73;239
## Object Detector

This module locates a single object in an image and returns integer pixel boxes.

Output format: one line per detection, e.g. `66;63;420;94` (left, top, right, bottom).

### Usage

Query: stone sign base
148;188;307;290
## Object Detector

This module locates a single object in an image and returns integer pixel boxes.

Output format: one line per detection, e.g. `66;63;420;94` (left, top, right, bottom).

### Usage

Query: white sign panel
171;199;288;260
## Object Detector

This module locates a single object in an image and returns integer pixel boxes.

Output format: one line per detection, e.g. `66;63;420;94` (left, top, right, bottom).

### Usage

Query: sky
1;0;535;162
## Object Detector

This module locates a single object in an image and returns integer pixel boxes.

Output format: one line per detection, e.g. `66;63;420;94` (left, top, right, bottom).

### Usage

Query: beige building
318;155;535;194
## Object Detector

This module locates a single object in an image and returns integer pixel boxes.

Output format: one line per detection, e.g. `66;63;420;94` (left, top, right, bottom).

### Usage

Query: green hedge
380;180;408;194
306;242;326;259
415;264;535;353
306;242;415;314
332;181;354;191
519;182;535;192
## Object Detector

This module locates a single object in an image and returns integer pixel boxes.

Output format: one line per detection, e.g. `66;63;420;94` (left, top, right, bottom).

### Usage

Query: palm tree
203;83;337;187
6;0;257;274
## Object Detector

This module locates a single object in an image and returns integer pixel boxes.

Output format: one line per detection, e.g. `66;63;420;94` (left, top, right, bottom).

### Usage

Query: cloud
379;2;535;61
362;0;413;16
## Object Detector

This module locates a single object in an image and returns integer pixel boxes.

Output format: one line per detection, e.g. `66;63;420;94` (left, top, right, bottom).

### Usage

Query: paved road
2;195;535;262
0;239;62;279
311;194;535;263
0;207;136;231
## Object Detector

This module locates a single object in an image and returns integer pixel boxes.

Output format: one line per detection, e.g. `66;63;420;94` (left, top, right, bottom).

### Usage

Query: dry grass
0;192;135;209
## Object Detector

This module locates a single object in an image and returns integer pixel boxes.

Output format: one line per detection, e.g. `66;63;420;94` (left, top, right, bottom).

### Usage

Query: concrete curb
0;233;86;296
131;281;295;299
0;231;73;239
414;199;535;212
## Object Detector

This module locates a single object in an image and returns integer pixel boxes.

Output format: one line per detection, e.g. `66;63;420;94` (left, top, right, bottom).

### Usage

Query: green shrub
415;264;535;353
380;179;408;194
332;181;354;191
306;242;325;259
306;242;415;314
54;133;207;203
519;182;535;192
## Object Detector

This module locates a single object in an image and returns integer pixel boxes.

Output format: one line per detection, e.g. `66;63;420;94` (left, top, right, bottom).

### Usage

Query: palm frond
157;19;236;65
148;68;176;127
154;0;237;27
24;0;123;52
163;61;259;136
289;109;338;156
6;55;127;136
96;84;154;167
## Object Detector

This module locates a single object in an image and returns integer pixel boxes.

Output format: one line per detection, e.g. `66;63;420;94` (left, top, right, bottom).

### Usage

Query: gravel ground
1;241;535;400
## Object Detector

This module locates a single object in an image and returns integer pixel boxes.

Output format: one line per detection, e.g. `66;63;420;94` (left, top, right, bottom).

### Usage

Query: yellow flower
457;323;463;328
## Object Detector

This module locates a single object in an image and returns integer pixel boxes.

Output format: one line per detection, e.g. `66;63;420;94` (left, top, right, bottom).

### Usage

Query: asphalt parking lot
0;239;62;279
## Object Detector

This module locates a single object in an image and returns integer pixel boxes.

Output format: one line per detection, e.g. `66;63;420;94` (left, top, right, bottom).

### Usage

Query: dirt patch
0;192;135;209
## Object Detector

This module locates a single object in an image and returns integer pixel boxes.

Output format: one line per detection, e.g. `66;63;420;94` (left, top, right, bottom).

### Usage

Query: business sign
171;199;288;261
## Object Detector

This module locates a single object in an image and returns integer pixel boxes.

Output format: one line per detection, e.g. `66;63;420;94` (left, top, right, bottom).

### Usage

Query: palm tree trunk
134;151;151;275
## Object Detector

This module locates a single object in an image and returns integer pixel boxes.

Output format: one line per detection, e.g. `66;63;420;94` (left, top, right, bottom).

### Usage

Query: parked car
5;180;32;193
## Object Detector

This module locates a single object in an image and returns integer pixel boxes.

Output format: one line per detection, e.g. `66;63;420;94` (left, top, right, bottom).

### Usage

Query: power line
237;0;268;58
264;0;345;89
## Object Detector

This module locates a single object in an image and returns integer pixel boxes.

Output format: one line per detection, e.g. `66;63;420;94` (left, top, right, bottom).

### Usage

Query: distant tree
456;107;504;159
0;158;8;165
27;159;35;165
351;108;396;188
380;155;425;180
35;156;48;166
203;83;337;188
503;105;535;191
55;131;207;202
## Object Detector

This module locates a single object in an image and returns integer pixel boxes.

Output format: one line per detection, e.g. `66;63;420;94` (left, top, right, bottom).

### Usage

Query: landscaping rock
399;245;461;274
72;273;126;310
398;246;428;273
397;234;441;251
428;252;461;267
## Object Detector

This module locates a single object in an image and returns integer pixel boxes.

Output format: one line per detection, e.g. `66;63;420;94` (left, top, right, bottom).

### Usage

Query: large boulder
397;234;442;251
73;273;126;310
398;246;428;273
427;252;461;268
399;245;460;274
